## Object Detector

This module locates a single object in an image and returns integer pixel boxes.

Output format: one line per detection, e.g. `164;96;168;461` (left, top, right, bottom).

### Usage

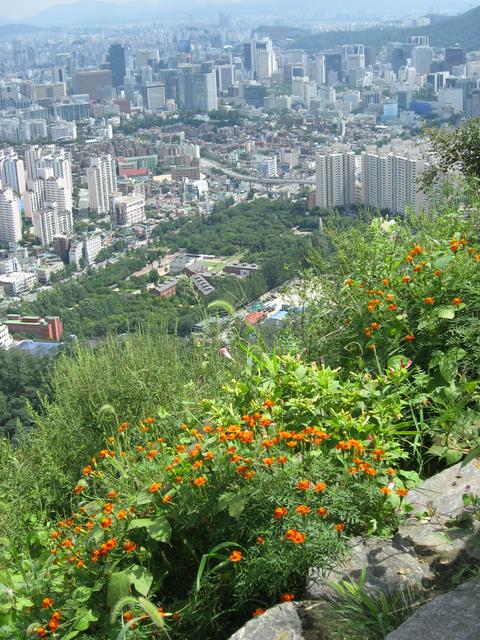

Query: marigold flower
41;597;54;609
274;507;288;519
100;517;112;529
404;334;414;342
77;559;86;569
364;327;372;337
192;460;203;469
252;608;265;617
280;592;295;602
262;457;275;466
263;399;275;408
244;470;256;479
286;440;297;448
51;530;60;539
123;611;134;622
402;276;411;283
406;255;413;263
396;488;408;497
371;322;380;330
162;495;173;504
388;303;397;312
123;540;137;553
452;297;462;306
336;441;350;451
296;480;312;490
344;278;353;286
203;451;214;460
73;484;84;494
317;507;328;517
193;476;207;486
380;486;392;495
107;491;118;499
62;539;74;548
103;503;114;513
285;528;306;544
229;550;242;562
386;468;396;476
48;619;59;632
83;465;92;476
257;535;265;544
146;449;158;460
36;628;47;637
423;297;435;305
105;538;117;551
335;523;345;532
349;466;359;474
314;482;327;492
450;240;460;251
295;505;311;515
382;278;390;286
149;482;162;493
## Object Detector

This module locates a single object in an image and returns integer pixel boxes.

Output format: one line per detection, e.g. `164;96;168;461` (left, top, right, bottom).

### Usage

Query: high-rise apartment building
315;149;356;209
87;155;117;215
0;149;26;194
0;187;22;245
32;203;73;246
23;146;73;219
107;44;126;89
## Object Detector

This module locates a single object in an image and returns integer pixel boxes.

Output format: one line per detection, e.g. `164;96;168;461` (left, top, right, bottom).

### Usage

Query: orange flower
423;297;435;305
380;486;392;494
41;597;54;609
262;457;275;466
285;528;306;544
244;470;256;480
149;482;162;493
263;399;275;408
344;278;353;286
364;327;372;337
252;608;265;617
277;456;287;464
296;480;311;491
434;270;442;276
107;491;118;499
100;517;112;529
192;460;203;469
314;482;327;493
402;276;411;283
388;303;397;311
203;451;214;460
146;449;158;460
452;297;462;305
162;495;173;504
51;530;60;539
274;507;288;519
280;592;295;602
117;510;127;520
396;488;408;497
317;507;328;517
450;240;460;251
103;503;114;513
123;540;137;553
404;334;414;342
123;611;134;622
257;535;265;544
295;505;311;515
335;523;345;532
193;476;207;486
410;245;424;255
229;550;242;562
36;628;47;637
382;278;390;286
386;467;396;476
83;465;92;476
371;322;380;330
145;417;155;424
73;484;84;494
405;255;413;263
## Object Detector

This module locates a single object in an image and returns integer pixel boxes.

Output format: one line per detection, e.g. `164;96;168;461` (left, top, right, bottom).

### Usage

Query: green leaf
128;565;153;597
128;518;154;531
108;571;132;607
445;449;463;465
147;517;172;543
73;609;97;631
462;444;480;467
437;306;455;320
218;492;246;520
14;597;34;610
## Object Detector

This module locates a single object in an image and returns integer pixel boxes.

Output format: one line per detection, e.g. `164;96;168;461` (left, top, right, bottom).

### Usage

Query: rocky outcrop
308;459;480;598
228;603;305;640
385;575;480;640
228;460;480;640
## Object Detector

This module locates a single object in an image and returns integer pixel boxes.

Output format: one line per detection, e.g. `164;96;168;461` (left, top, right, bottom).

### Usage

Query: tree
421;118;480;189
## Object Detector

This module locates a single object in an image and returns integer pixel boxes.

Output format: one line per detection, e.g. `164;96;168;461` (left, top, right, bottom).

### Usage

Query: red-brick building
4;315;64;341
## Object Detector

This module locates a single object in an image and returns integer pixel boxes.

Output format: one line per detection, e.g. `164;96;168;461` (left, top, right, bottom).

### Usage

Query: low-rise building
3;314;63;340
0;271;37;296
0;323;13;349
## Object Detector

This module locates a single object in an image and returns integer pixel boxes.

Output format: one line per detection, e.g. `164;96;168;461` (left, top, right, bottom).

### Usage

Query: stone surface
307;535;435;598
385;575;480;640
228;603;304;640
307;460;480;599
398;459;480;561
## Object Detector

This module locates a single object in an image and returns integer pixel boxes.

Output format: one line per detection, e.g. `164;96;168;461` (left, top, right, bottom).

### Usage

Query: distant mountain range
292;5;480;50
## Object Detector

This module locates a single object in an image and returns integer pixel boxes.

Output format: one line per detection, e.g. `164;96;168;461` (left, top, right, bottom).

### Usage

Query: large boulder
228;603;305;640
385;575;480;640
307;459;480;598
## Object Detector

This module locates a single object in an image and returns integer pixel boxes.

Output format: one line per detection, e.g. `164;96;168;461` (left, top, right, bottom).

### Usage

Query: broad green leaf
437;306;455;320
128;518;154;531
107;571;132;607
73;609;97;631
218;492;246;520
128;565;153;597
445;449;463;465
147;516;172;543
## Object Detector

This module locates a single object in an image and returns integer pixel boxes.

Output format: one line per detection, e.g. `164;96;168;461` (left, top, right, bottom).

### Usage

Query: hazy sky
1;0;471;22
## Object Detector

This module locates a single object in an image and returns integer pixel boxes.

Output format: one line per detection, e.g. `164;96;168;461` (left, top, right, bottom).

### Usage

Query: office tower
342;44;365;72
307;55;326;85
215;65;235;92
75;69;113;101
145;84;166;111
445;47;467;72
315;150;356;209
0;149;26;195
177;68;218;112
412;46;433;75
32;203;73;246
107;44;126;88
0;188;22;244
323;53;343;83
391;46;407;73
243;42;253;74
244;38;276;81
87;155;117;215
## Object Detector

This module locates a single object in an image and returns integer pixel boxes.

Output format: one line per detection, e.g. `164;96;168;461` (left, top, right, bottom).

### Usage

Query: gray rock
228;603;305;640
399;459;480;561
307;535;435;599
385;575;480;640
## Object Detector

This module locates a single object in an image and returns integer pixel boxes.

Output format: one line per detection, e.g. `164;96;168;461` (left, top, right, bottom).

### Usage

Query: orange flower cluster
285;529;306;544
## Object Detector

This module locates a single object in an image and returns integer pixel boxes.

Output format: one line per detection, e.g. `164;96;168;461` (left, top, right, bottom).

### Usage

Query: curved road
201;158;315;186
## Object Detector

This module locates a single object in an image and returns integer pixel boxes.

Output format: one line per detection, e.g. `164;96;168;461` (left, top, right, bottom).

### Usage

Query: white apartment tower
0;187;22;245
23;146;73;218
32;203;73;246
315;150;356;209
0;149;26;194
87;155;117;215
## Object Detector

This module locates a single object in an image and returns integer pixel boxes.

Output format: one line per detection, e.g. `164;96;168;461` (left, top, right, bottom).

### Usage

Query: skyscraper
0;149;26;195
107;44;126;89
87;155;117;215
315;149;356;209
0;187;22;245
412;46;433;75
32;203;73;246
